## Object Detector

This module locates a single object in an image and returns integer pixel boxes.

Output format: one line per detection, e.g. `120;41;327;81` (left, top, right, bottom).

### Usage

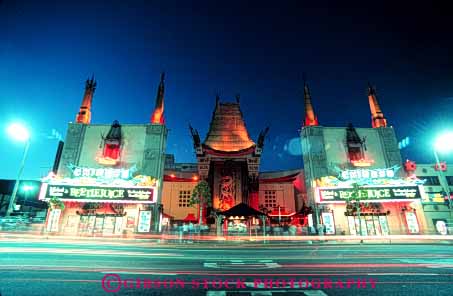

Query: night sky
1;0;453;180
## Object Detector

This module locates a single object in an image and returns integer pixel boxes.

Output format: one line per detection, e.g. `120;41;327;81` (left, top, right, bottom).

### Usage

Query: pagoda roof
219;202;266;217
204;102;255;152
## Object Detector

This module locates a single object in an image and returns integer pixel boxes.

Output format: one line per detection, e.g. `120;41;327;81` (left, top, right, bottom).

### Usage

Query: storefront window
78;215;124;235
347;216;356;235
348;215;389;236
103;216;116;235
365;217;376;235
114;217;123;234
378;216;389;235
373;216;382;235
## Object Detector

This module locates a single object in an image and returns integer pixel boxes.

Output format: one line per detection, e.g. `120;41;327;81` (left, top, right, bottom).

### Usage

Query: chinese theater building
188;95;267;212
161;96;305;230
300;82;428;235
39;74;168;235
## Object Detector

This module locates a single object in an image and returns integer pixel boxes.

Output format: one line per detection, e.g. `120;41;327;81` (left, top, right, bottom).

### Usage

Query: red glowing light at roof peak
351;158;374;167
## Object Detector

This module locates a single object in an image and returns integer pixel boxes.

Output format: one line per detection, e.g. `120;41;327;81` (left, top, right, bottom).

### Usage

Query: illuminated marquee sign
318;185;422;203
68;164;132;180
40;184;155;203
339;167;399;181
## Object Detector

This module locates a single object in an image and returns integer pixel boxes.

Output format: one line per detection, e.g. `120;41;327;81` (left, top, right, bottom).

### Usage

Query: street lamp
5;123;31;217
433;132;453;213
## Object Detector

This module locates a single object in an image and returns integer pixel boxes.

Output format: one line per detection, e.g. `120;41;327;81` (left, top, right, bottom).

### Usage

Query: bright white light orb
434;132;453;153
7;123;30;142
22;185;35;191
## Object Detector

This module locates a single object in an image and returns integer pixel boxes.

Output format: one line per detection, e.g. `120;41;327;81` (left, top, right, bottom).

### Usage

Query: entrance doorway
347;215;389;236
78;215;123;235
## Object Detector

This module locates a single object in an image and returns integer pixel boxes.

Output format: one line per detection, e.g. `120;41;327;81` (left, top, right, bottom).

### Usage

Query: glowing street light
22;185;35;192
434;132;453;154
5;122;31;217
7;123;30;142
433;132;453;212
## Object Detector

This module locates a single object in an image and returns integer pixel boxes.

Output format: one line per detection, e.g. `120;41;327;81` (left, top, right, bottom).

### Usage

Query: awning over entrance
268;207;296;217
182;213;198;222
163;212;173;219
219;203;266;217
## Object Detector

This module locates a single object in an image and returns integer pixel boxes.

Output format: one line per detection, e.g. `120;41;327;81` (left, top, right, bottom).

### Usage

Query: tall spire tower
151;72;165;124
76;76;96;124
303;80;319;126
367;83;387;128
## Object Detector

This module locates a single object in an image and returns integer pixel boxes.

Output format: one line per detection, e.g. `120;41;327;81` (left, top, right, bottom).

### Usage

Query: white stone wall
58;123;167;180
56;122;167;232
323;127;388;171
77;125;148;170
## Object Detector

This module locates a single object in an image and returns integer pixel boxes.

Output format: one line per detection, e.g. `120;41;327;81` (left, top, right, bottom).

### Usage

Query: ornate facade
40;74;168;235
189;96;269;210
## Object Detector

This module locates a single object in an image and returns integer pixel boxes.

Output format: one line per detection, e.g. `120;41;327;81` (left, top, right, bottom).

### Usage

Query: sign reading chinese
68;164;132;180
318;185;422;203
40;183;155;203
339;167;399;181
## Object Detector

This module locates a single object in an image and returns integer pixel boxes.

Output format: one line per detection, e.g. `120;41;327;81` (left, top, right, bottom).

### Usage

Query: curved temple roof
203;101;255;152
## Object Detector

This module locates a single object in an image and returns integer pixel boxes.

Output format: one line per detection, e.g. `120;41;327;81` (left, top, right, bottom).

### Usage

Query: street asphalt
0;237;452;296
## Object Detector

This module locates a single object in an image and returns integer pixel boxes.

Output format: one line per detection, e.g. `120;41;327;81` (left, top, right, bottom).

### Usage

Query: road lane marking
245;281;311;289
204;262;219;268
6;267;450;276
203;260;281;269
101;271;177;275
304;291;328;296
367;273;440;276
206;292;226;296
205;291;327;296
281;263;443;268
0;247;183;257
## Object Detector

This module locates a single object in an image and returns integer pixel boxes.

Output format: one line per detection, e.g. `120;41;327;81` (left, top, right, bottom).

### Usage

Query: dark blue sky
1;0;453;180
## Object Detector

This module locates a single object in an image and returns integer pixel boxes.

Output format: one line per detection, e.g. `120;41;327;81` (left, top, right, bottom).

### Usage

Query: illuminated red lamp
103;143;120;160
404;160;417;172
170;174;176;178
192;175;199;181
351;159;374;167
97;120;122;166
434;162;447;172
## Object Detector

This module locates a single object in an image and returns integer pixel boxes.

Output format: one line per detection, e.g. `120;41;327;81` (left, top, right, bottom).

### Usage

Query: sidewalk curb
2;231;453;246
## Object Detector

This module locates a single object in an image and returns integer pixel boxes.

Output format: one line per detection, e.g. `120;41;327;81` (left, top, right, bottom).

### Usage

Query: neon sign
40;183;155;203
318;185;422;203
68;164;133;180
340;167;398;181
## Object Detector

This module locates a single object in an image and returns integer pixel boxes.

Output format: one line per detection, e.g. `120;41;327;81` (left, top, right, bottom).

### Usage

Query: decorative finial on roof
189;123;201;148
302;75;318;127
257;126;270;148
85;75;97;91
151;72;165;124
367;81;376;96
76;75;96;124
235;94;240;104
367;82;387;128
